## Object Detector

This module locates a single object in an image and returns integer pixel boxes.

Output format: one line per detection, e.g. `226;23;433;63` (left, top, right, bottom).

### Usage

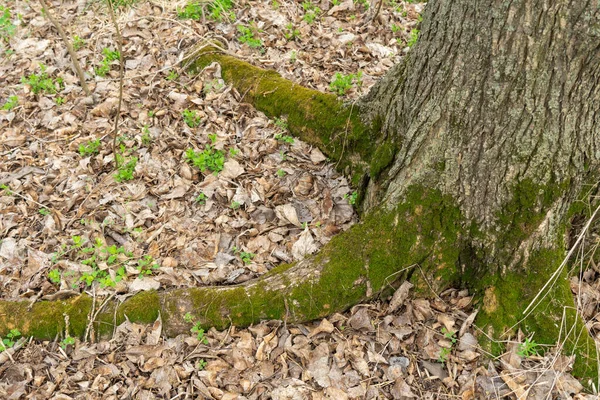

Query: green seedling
177;1;202;19
271;0;280;9
407;29;419;47
289;50;297;63
166;70;179;81
276;169;286;177
136;254;159;277
95;48;120;77
230;200;241;210
60;336;75;350
197;359;208;369
0;184;12;195
73;35;85;50
48;269;61;284
55;96;66;105
2;95;18;110
39;208;51;216
182;109;201;128
442;327;457;344
21;64;58;95
148;110;155;118
302;1;321;24
354;0;369;9
207;0;234;21
329;71;362;95
196;193;207;205
141;125;152;146
114;155;137;182
237;24;263;48
208;133;217;144
203;79;224;94
274;133;294;144
517;337;540;358
284;23;301;40
184;313;210;344
0;5;16;41
343;191;358;205
233;246;255;264
185;146;225;174
79;139;100;157
0;329;21;351
438;346;451;364
229;148;239;157
274;117;288;130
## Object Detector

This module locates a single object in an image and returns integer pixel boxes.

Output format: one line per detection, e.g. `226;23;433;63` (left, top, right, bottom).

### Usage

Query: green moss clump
369;140;397;180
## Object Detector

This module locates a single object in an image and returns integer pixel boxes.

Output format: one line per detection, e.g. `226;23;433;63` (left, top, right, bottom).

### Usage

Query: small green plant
55;96;66;105
233;246;255;264
274;117;288;131
438;346;451;364
344;191;358;205
21;64;58;95
208;133;217;144
207;0;234;21
237;24;263;48
274;133;294;144
185;313;210;344
0;5;16;42
442;327;457;344
329;71;362;95
60;336;75;350
230;201;241;210
517;337;540;358
271;0;280;9
95;48;120;77
39;208;51;216
148;110;155;118
48;268;61;284
354;0;369;9
284;23;301;40
0;184;12;195
114;155;138;182
407;29;419;47
182;109;201;128
196;193;207;205
0;329;21;351
391;24;400;33
332;0;340;5
141;125;152;146
177;1;202;19
166;70;179;81
2;95;17;110
72;35;85;50
289;50;297;63
197;359;208;369
185;146;225;174
229;148;239;157
302;1;321;24
279;150;287;161
203;79;224;94
79;139;101;157
276;169;286;177
136;255;159;277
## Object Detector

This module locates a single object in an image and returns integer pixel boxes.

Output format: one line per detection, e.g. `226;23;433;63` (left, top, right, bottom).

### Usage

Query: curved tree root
183;42;380;185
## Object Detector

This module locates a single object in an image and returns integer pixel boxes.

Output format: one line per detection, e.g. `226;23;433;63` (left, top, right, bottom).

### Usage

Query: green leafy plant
0;5;16;42
354;0;369;9
60;336;75;350
79;139;101;156
391;24;401;33
114;155;138;182
21;64;58;95
141;125;152;146
196;193;207;205
55;96;66;105
274;133;294;144
182;109;201;128
0;184;11;195
2;95;18;110
136;255;159;278
302;1;321;24
148;110;155;118
39;208;51;216
0;329;21;351
229;148;239;157
72;35;85;50
284;23;301;41
95;48;120;77
230;200;241;210
276;169;286;177
184;313;210;344
178;1;202;19
233;246;255;264
517;337;540;358
442;327;457;344
185;146;225;174
48;269;61;284
271;0;280;9
438;346;451;364
289;50;297;63
274;117;288;131
329;71;363;95
344;191;358;205
407;29;419;47
207;0;234;21
197;359;208;369
166;70;179;81
203;79;224;94
237;24;263;49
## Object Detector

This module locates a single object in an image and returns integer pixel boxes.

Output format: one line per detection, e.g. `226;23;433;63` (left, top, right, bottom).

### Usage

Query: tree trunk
2;0;599;383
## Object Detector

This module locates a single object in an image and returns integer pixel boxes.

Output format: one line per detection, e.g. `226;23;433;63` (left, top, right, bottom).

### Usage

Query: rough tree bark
1;0;599;382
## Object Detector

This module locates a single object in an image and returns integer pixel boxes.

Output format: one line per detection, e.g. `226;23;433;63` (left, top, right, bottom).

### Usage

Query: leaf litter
0;0;597;397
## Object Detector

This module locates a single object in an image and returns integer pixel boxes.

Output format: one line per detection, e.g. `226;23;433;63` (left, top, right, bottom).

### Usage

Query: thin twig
37;0;92;98
105;0;125;169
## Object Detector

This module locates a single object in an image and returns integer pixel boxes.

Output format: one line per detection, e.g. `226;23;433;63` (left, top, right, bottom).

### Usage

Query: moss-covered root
183;43;378;181
0;186;462;342
474;247;599;385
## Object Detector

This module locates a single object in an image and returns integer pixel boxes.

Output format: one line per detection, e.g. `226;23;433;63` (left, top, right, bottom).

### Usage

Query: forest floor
0;0;598;398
